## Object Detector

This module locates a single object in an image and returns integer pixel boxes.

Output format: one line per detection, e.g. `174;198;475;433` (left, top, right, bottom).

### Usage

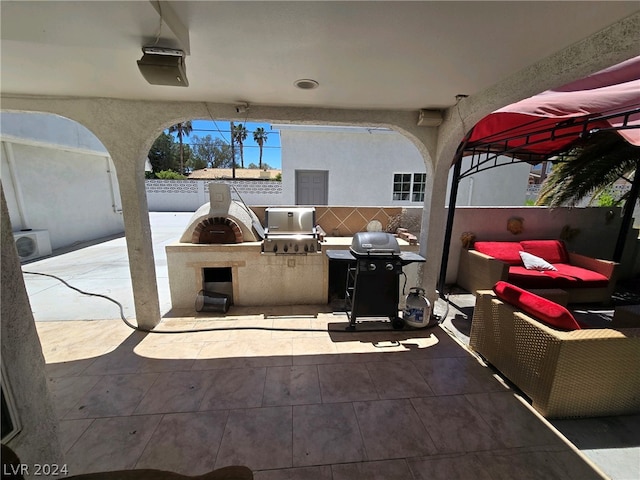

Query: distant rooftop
188;168;281;180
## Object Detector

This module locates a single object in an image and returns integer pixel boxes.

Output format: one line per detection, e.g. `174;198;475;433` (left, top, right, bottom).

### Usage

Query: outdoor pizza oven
179;183;262;244
167;183;329;311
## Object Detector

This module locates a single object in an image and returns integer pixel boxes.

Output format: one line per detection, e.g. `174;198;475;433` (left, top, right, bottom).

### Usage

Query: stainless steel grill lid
265;207;316;234
350;232;400;257
262;207;320;254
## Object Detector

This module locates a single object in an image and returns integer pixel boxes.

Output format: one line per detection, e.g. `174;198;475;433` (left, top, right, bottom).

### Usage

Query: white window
393;173;426;202
412;173;426;202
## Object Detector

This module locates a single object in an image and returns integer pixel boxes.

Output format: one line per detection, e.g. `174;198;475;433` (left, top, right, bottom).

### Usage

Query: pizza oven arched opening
191;217;244;244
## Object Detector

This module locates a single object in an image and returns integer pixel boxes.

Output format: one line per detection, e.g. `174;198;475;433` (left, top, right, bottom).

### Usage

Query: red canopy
464;55;640;158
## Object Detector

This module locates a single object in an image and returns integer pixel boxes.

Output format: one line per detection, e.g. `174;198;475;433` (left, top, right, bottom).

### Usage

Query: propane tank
403;287;431;328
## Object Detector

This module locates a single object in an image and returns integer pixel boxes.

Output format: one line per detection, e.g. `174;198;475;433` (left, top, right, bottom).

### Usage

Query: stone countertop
167;236;419;251
168;236;420;252
321;235;419;250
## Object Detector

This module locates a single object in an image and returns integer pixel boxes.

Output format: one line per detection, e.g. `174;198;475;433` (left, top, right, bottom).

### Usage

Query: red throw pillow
493;281;581;331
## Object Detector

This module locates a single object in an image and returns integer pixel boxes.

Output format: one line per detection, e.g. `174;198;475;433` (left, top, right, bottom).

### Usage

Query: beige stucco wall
1;186;64;467
167;242;328;309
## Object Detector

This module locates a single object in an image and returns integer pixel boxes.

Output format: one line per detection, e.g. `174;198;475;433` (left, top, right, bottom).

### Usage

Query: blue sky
169;120;282;169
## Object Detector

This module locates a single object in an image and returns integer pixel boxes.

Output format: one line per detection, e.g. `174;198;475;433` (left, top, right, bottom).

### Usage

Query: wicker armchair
470;290;640;418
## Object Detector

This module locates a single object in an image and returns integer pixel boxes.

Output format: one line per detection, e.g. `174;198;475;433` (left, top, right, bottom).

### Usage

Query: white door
296;170;328;205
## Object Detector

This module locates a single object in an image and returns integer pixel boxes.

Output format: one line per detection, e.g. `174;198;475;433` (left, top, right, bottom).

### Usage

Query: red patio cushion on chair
493;281;581;331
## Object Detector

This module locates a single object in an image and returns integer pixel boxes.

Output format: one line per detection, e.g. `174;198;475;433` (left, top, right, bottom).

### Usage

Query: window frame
393;172;426;202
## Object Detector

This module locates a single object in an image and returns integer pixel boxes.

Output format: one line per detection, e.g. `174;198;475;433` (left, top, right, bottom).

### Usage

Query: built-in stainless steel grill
262;207;321;254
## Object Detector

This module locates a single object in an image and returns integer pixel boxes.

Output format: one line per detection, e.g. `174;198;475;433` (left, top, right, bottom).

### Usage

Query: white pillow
519;251;558;271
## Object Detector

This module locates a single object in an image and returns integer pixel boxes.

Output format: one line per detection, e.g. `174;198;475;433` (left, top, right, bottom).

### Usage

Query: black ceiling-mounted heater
137;46;189;87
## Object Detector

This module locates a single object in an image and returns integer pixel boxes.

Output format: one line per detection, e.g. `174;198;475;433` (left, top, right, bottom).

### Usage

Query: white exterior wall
277;125;531;207
446;155;531;206
1;112;124;251
277;126;426;206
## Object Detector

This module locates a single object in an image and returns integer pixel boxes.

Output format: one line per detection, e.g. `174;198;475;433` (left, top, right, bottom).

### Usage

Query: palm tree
536;132;639;208
232;123;248;168
253;127;269;169
536;131;640;261
168;120;193;174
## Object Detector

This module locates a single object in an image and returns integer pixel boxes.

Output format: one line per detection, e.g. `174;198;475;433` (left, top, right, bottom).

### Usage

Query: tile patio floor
37;313;608;479
25;213;639;479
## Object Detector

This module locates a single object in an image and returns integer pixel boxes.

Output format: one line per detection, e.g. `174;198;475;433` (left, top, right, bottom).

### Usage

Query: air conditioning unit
13;230;52;262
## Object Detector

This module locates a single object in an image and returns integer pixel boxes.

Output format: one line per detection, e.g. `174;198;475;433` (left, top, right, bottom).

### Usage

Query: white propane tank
403;287;431;328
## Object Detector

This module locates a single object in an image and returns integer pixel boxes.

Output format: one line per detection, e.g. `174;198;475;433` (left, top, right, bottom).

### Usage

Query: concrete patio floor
23;213;640;479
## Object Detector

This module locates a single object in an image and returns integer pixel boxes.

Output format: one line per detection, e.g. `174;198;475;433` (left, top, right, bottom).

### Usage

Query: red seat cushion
553;264;609;287
508;264;609;289
493;281;581;331
520;240;569;264
508;266;566;288
474;241;523;265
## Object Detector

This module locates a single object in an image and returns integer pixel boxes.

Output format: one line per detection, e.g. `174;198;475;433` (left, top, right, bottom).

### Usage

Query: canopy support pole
437;152;463;298
613;166;640;262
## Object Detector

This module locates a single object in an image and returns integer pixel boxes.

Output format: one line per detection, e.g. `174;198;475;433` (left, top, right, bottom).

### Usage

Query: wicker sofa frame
458;247;618;304
470;290;640;418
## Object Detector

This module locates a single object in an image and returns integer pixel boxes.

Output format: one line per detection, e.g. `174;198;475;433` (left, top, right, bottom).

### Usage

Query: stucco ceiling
1;1;638;110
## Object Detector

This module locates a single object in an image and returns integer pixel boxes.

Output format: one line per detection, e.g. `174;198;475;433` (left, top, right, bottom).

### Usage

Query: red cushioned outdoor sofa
457;239;618;304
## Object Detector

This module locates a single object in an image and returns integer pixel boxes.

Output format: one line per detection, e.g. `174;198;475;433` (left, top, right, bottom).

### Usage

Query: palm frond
535;132;640;207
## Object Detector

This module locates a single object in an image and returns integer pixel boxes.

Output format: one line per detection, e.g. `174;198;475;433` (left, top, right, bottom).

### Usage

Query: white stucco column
109;148;161;329
74;101;168;330
1;185;64;464
418;117;467;303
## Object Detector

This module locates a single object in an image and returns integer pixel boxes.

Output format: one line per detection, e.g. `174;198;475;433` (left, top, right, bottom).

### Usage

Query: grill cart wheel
392;317;405;329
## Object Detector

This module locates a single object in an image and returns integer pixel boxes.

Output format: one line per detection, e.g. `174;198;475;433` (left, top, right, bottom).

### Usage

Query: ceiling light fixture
137;46;189;87
294;79;319;90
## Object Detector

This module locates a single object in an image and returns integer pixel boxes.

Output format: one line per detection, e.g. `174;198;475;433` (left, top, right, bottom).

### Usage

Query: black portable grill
326;232;425;330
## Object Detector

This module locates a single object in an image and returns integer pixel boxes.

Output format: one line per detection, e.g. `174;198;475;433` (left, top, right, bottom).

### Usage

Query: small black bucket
195;290;230;313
